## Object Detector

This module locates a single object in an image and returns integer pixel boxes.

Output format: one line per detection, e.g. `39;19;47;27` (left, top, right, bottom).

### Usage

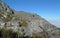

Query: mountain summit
0;0;60;38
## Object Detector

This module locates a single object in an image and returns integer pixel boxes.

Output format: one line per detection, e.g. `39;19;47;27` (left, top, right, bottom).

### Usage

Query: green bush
0;14;3;17
21;20;27;27
0;28;18;38
32;33;46;38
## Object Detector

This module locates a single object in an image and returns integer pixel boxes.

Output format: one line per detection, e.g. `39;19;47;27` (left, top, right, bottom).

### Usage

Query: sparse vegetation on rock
0;0;60;38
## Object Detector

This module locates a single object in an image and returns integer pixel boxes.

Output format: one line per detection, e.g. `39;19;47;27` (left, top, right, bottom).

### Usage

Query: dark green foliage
10;32;18;38
19;36;28;38
0;14;3;17
0;28;18;38
0;28;46;38
0;29;3;38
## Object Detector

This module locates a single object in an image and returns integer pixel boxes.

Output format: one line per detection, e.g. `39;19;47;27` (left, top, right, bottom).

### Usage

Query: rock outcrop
0;0;60;38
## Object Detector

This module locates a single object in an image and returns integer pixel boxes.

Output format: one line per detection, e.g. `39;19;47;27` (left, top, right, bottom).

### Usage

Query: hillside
0;0;60;38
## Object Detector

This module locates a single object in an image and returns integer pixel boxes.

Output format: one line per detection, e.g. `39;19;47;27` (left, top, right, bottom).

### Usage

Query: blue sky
2;0;60;28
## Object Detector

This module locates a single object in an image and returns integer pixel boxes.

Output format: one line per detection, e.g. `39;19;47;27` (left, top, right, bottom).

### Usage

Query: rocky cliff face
0;0;60;38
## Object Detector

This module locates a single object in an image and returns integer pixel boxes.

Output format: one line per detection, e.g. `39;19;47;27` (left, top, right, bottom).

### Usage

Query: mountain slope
0;0;60;38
